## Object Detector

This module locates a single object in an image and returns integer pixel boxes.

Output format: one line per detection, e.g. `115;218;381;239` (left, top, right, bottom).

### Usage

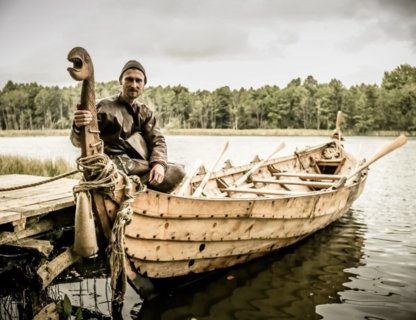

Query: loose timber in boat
96;137;367;282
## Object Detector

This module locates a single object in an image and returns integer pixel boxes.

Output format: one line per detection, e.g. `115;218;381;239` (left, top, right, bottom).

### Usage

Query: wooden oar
231;142;285;188
347;134;407;180
176;161;203;196
192;141;230;197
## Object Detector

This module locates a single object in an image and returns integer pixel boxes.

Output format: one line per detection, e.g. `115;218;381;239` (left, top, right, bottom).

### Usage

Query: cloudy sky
0;0;415;91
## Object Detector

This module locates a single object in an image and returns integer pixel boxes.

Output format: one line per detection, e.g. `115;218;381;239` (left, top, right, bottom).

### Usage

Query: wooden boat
66;47;407;299
113;135;363;280
94;128;406;292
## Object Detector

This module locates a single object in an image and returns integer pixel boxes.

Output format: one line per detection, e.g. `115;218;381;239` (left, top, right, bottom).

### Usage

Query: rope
73;153;144;302
108;174;134;302
73;154;119;195
0;170;79;192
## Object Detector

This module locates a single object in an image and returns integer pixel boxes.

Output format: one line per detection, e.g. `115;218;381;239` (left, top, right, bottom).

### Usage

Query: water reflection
135;210;366;320
1;136;415;319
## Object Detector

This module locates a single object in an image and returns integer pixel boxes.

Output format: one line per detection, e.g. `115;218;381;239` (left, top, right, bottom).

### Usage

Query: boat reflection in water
134;209;366;320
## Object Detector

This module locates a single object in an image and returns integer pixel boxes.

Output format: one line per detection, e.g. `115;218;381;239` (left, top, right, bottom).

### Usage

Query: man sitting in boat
70;60;185;193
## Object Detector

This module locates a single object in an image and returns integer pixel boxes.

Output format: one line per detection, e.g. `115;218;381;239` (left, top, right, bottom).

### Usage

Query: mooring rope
0;170;79;192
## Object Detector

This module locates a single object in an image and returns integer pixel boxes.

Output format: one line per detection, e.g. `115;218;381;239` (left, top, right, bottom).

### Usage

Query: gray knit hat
119;60;147;84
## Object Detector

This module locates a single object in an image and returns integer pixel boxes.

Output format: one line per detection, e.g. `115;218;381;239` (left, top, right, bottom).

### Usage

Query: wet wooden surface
0;174;77;226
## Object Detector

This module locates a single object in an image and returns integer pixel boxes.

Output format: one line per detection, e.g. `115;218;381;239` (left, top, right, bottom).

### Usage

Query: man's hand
74;110;93;128
149;164;165;185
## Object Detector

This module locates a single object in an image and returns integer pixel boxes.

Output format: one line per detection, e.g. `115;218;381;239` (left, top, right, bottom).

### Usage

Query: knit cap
119;60;147;84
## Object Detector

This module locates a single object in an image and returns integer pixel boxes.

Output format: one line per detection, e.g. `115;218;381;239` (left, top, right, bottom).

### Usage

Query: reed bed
0;155;78;177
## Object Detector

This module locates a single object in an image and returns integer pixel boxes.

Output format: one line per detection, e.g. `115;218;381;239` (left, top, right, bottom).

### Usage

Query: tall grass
0;155;78;177
0;129;70;137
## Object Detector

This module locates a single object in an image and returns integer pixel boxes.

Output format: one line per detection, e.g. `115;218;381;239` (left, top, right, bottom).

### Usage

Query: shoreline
0;128;414;137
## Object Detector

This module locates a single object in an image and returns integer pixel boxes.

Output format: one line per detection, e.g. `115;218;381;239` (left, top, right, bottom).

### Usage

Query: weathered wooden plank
0;211;21;224
0;218;55;245
130;186;350;220
20;196;75;218
0;174;48;188
0;175;77;225
125;211;337;241
37;246;80;289
0;186;74;210
131;252;266;278
8;238;53;256
0;181;73;202
125;235;304;262
0;179;76;200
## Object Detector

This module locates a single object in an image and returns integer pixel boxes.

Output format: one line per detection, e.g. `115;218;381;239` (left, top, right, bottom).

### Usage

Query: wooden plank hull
96;140;368;280
122;181;364;278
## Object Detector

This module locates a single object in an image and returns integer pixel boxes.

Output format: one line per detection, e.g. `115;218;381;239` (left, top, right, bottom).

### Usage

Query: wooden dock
0;174;81;290
0;174;77;230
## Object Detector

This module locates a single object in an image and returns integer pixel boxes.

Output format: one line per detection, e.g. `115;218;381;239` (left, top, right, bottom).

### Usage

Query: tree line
1;64;415;134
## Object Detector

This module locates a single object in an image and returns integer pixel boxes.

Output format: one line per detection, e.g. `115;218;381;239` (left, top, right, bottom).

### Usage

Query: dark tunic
70;94;185;192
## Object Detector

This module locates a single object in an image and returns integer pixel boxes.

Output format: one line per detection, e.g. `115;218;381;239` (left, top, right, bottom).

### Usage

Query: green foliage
1;64;415;134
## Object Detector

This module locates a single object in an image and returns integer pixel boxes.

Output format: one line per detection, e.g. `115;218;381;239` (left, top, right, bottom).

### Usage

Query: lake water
0;135;415;319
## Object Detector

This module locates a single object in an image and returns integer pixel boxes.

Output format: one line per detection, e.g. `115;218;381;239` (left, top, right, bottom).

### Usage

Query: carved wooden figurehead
67;46;101;159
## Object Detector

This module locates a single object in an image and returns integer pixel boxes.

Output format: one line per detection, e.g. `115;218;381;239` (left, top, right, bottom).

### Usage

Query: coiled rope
73;153;144;302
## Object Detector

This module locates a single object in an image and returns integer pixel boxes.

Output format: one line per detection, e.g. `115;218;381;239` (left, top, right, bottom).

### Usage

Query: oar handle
347;134;407;180
233;142;285;187
193;141;229;197
176;161;202;196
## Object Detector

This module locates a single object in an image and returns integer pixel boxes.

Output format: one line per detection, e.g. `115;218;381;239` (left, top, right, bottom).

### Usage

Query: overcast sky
1;0;415;91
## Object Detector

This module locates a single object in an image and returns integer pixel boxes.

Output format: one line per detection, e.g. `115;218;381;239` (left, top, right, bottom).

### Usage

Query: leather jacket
70;94;167;168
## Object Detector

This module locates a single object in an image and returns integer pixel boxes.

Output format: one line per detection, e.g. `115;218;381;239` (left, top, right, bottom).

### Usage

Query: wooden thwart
252;178;334;188
272;172;343;180
222;187;308;196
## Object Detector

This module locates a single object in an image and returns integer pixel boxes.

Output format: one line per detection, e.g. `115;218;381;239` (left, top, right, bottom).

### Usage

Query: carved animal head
67;47;94;81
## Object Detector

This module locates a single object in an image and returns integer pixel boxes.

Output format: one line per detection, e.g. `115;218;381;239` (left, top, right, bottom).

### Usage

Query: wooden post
37;246;81;289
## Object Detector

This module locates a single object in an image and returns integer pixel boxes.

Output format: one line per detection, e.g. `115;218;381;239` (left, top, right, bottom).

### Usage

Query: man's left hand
149;164;165;185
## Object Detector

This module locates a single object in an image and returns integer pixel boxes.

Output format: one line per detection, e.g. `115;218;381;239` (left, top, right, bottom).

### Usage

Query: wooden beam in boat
272;172;343;180
252;178;334;188
221;187;308;196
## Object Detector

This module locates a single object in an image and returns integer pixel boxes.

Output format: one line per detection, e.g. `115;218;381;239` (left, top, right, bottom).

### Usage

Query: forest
0;64;415;134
